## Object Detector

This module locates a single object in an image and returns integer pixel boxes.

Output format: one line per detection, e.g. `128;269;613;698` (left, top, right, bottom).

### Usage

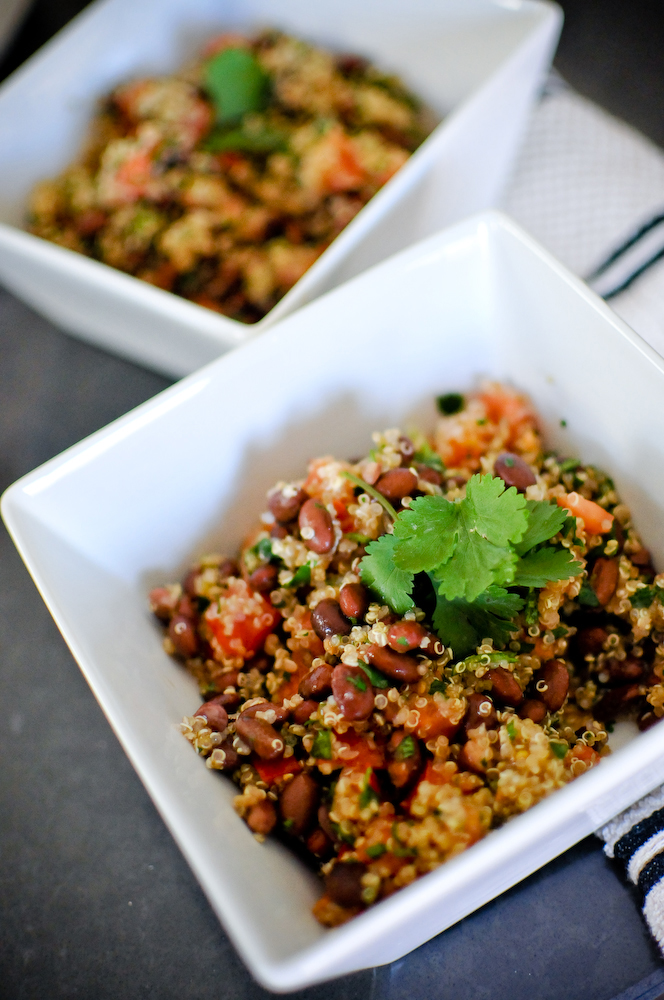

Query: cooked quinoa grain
151;382;663;925
28;31;433;323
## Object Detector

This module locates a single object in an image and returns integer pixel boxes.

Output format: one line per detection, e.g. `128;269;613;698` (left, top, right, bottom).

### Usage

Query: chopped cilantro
524;589;539;627
312;729;332;760
631;587;657;608
391;821;417;857
345;532;371;544
549;741;568;759
507;720;517;742
560;419;567;428
359;768;380;809
394;734;417;760
412;441;445;474
358;661;390;689
578;582;600;607
559;457;580;473
252;537;274;562
203;121;286;153
437;392;464;415
282;818;294;830
429;678;447;695
195;595;211;613
348;673;368;692
288;563;311;588
552;625;568;639
366;843;387;859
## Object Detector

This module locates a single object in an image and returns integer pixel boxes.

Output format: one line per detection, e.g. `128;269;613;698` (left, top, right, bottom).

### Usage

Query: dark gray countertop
2;3;664;998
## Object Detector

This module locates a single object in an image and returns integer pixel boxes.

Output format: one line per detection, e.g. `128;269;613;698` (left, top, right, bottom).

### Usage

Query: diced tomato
334;730;385;771
116;151;153;195
409;697;463;741
565;743;601;770
254;756;302;784
333;498;355;534
557;492;614;535
204;578;280;660
401;759;448;813
478;385;536;434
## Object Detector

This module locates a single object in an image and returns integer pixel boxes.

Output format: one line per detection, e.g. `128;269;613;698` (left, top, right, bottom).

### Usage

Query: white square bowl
0;0;561;378
6;210;664;992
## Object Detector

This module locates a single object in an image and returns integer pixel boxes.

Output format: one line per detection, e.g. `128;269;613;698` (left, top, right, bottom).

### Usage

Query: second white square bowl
4;211;664;990
0;0;561;377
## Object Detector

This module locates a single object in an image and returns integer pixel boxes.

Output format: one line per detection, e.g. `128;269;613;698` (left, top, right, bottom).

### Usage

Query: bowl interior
6;211;663;989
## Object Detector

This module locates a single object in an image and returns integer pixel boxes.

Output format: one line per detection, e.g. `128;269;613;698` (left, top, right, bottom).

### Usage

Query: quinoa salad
149;383;664;926
27;31;433;323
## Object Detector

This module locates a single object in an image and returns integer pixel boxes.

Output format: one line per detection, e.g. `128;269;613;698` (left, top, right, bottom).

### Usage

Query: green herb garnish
507;720;517;742
342;470;398;520
204;48;269;124
359;768;380;809
366;843;387;859
429;678;447;695
394;735;417;760
358;661;390;689
577;581;600;607
348;673;368;692
412;440;445;474
549;741;568;759
437;392;464;415
312;729;332;760
631;586;658;609
288;563;311;589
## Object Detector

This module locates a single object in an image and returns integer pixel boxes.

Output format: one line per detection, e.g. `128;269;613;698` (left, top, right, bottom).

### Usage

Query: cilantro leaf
431;586;523;657
288;563;311;588
204;48;269;124
631;586;658;608
463;474;528;548
360;534;414;614
203;122;287;153
437;392;464;415
394;735;417;760
578;581;600;607
550;740;568;759
512;548;583;588
515;500;568;555
366;843;387;859
358;661;390;689
312;729;332;759
392;495;458;572
435;527;517;601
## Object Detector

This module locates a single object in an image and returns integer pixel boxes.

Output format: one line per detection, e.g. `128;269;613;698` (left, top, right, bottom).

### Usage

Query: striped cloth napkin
501;75;664;952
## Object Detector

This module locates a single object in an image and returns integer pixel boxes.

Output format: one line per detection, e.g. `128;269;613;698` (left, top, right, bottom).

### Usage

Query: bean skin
606;656;644;683
299;498;335;554
325;861;367;908
518;699;547;724
331;664;375;720
306;827;333;858
594;683;642;721
149;586;178;621
168;615;199;658
487;667;523;705
213;737;240;771
210;689;241;710
299;663;334;700
268;485;308;524
366;644;420;684
535;659;569;712
457;740;489;775
279;773;319;836
218;558;239;579
387;730;421;789
464;692;497;733
194;699;228;732
387;621;427;653
247;799;277;836
292;699;318;724
493;452;536;492
375;468;417;504
318;804;338;843
339;583;369;620
416;463;442;487
239;700;289;726
235;716;284;759
244;653;272;675
270;523;289;540
311;599;352;640
574;626;608;658
249;564;279;593
590;557;619;606
177;593;197;619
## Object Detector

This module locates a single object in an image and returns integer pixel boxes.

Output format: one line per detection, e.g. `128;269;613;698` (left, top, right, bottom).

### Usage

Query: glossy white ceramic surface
0;0;561;377
6;211;664;992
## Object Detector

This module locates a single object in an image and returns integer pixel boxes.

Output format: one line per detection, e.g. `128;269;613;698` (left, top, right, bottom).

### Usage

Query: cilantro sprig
359;473;583;656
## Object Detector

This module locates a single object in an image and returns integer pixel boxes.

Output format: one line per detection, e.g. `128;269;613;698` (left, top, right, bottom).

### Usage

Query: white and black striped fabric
503;78;664;954
599;789;664;954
